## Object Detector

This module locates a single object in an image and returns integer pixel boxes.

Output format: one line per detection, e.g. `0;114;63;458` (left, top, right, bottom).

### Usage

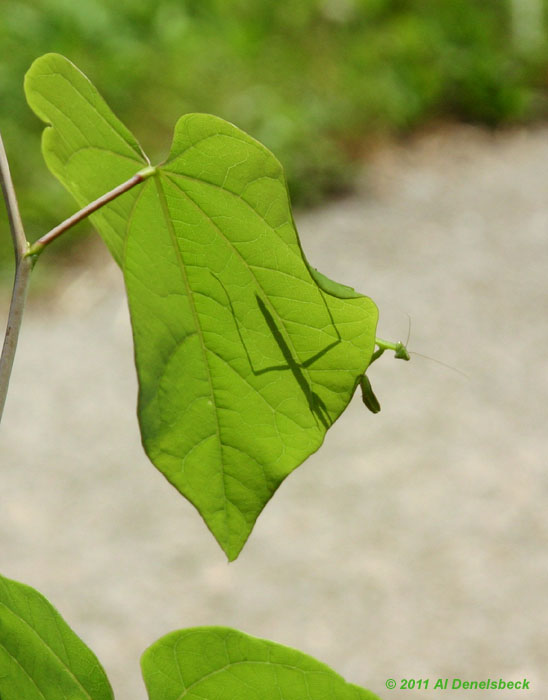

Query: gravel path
1;126;547;699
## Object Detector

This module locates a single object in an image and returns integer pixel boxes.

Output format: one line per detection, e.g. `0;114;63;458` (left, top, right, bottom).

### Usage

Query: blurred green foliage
1;0;548;273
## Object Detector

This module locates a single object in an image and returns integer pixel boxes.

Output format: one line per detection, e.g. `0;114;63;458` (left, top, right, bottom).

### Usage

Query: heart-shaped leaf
0;573;114;700
25;54;378;559
141;626;381;700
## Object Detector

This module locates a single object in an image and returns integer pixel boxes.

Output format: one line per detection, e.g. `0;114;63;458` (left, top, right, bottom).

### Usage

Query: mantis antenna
408;349;468;378
398;314;467;377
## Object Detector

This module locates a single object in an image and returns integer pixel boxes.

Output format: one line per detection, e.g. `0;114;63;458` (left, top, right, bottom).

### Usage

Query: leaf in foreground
142;626;381;700
25;54;379;559
0;573;114;700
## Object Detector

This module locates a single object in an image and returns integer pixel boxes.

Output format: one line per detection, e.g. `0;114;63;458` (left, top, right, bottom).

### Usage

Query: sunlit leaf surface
142;627;381;700
0;573;114;700
25;54;378;559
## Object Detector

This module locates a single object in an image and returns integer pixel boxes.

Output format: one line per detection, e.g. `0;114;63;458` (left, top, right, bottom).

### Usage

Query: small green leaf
141;626;381;700
25;54;379;559
0;573;114;700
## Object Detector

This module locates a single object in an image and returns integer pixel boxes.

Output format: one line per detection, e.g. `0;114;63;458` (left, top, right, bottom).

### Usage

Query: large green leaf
25;54;378;559
142;626;381;700
0;573;114;700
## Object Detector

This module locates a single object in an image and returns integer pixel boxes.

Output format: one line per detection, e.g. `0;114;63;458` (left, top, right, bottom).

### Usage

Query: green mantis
360;336;410;414
360;329;465;413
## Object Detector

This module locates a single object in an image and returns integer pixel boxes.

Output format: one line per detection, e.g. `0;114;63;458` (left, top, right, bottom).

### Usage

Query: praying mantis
360;336;410;414
361;328;465;413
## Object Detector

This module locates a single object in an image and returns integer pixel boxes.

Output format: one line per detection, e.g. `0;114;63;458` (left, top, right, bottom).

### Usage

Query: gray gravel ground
1;125;547;699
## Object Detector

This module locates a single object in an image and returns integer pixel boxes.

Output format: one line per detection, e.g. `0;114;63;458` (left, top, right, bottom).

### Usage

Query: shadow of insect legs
253;295;335;430
210;272;343;430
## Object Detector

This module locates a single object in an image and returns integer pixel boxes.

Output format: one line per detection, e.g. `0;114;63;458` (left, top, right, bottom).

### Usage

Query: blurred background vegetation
1;0;548;275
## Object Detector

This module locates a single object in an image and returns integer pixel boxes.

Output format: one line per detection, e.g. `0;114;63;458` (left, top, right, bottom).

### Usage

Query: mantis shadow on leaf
254;294;333;430
210;271;340;430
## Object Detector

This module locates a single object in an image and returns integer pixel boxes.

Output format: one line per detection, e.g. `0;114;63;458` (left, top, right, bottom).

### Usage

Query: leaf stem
0;131;31;423
27;164;156;257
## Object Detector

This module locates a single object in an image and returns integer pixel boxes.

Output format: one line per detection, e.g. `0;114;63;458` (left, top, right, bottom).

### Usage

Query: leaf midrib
153;172;229;528
172;657;328;700
0;601;97;700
